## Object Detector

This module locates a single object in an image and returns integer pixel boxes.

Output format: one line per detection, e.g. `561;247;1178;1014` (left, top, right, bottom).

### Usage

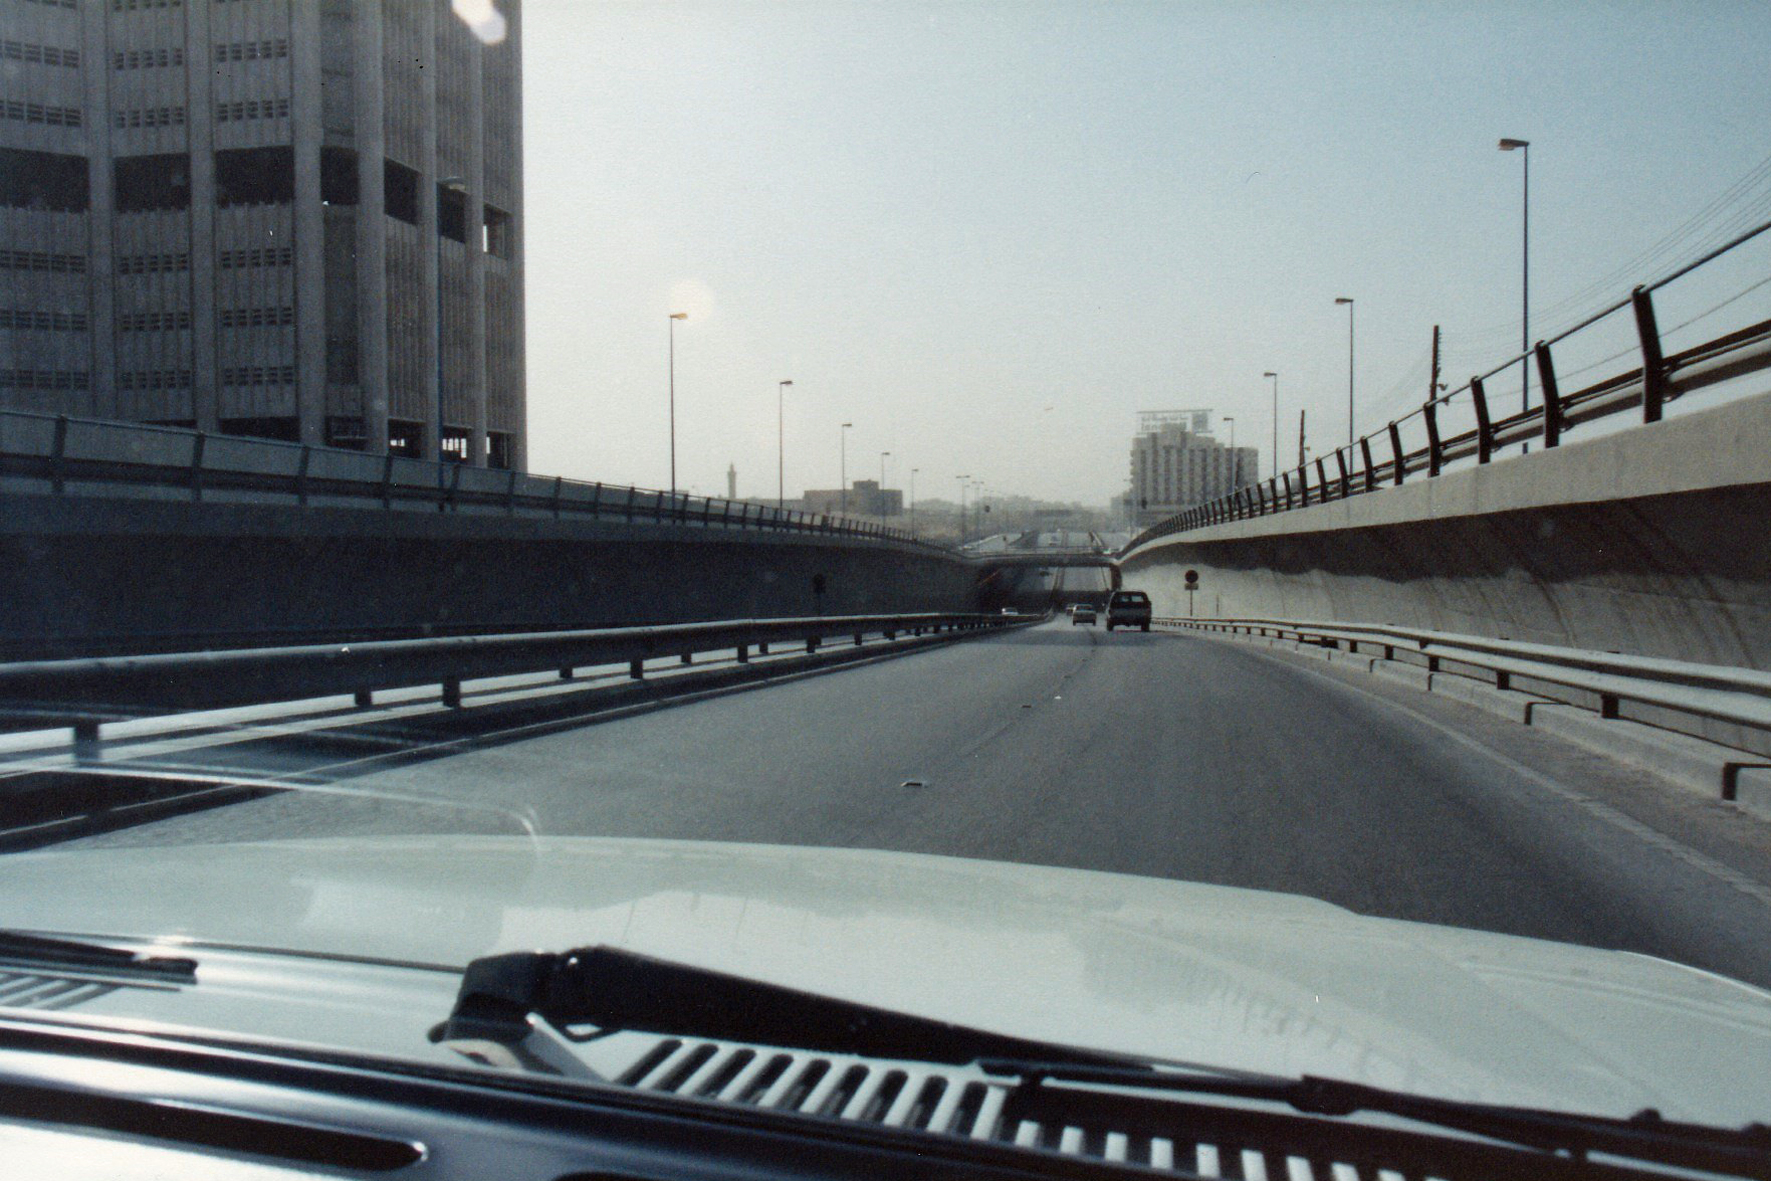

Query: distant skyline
521;1;1771;504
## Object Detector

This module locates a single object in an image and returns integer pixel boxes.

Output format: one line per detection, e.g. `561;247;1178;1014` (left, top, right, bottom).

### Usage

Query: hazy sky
519;2;1771;505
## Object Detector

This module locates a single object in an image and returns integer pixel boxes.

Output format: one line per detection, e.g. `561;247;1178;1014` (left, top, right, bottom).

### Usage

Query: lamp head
1498;138;1529;151
1335;297;1353;305
669;312;687;320
1263;371;1277;378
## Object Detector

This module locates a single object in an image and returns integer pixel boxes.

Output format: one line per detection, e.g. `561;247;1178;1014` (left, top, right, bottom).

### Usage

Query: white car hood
1;834;1768;1126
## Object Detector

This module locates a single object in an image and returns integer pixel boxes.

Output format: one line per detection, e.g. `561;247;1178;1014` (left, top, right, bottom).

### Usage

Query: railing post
1387;421;1405;486
552;475;563;517
624;485;637;522
446;461;461;512
190;430;206;502
1359;437;1376;492
1632;286;1668;423
1536;342;1561;448
1281;471;1293;509
506;468;518;514
1424;401;1442;477
1314;458;1329;502
1334;448;1350;500
589;481;603;518
1470;375;1493;464
381;451;394;508
50;414;68;494
295;443;311;505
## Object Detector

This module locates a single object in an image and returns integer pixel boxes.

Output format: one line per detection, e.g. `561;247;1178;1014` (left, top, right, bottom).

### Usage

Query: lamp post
1499;137;1531;438
956;474;970;544
1224;415;1237;492
839;422;852;515
667;312;687;497
1263;371;1279;481
776;379;793;510
879;452;891;525
910;467;919;538
435;175;465;490
1334;297;1355;447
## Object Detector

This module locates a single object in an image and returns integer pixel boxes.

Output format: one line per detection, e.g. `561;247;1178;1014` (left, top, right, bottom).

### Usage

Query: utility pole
1429;325;1441;406
1297;409;1307;468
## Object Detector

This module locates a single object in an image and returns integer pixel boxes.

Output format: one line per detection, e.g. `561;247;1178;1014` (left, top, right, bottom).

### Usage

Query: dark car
1104;590;1152;632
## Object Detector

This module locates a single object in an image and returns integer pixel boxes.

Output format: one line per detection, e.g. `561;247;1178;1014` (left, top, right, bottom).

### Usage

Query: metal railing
1160;616;1771;771
1127;217;1771;552
0;408;947;552
0;611;1027;733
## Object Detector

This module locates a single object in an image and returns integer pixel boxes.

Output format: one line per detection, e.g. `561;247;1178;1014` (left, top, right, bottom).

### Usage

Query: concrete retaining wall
0;493;986;658
1120;388;1771;670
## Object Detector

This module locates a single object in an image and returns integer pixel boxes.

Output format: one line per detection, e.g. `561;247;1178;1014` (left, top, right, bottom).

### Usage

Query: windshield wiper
441;944;1153;1069
0;929;196;984
444;945;1771;1177
979;1058;1771;1179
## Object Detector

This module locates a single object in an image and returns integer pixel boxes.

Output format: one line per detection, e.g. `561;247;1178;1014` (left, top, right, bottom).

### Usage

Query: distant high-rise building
727;463;736;500
1;0;526;469
1126;410;1258;526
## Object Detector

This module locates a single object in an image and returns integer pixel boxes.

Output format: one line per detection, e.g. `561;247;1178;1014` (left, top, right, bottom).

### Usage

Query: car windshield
5;0;1771;1170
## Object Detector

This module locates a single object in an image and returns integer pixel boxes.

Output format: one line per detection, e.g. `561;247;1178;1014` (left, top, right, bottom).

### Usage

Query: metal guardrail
0;408;948;552
0;612;1025;734
1127;217;1771;552
1159;615;1771;743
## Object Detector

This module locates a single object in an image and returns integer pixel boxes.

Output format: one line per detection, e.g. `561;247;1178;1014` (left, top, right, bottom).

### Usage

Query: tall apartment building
1;0;525;469
1126;409;1258;527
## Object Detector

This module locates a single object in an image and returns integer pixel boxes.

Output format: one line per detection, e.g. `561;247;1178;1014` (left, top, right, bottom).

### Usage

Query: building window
320;147;357;206
117;369;192;391
0;99;83;127
114;153;189;212
219;417;299;442
487;431;513;471
114;106;186;129
217;247;293;268
213;39;289;63
218;306;295;328
219;365;297;386
1;149;87;210
0;369;90;391
437;183;467;243
214;98;290;123
117;310;193;331
2;41;81;68
387;420;423;457
117;252;190;274
215;146;293;206
111;0;184;11
0;249;84;272
325;417;366;450
483;205;513;258
383;159;418;224
114;47;185;70
0;309;88;331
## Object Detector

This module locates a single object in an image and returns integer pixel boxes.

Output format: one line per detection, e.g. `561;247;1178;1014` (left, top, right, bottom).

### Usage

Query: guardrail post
355;690;374;706
381;452;394;508
1281;471;1293;509
629;659;644;679
1495;669;1510;691
806;636;819;654
624;486;637;522
295;444;311;505
559;668;574;680
1314;458;1329;502
50;414;68;494
1359;437;1376;492
1334;448;1350;499
1424;401;1442;477
757;640;769;655
1470;375;1493;464
1632;286;1668;423
446;462;461;512
680;652;693;665
1535;342;1561;448
551;475;563;517
506;468;518;514
853;632;863;647
1601;692;1620;718
589;481;603;518
1387;421;1405;485
736;644;749;664
190;431;206;502
441;678;462;708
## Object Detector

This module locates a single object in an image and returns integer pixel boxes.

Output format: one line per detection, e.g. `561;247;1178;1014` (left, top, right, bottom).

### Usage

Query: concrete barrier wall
0;493;986;657
1120;388;1771;670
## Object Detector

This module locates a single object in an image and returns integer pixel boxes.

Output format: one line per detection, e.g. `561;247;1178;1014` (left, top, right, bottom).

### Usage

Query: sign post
1184;569;1199;619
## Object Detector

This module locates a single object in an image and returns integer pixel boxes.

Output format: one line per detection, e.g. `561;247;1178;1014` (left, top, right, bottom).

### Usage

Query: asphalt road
67;619;1771;987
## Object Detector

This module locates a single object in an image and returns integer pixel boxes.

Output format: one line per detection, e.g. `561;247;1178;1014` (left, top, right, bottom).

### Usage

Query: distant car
1071;604;1096;625
1104;590;1152;632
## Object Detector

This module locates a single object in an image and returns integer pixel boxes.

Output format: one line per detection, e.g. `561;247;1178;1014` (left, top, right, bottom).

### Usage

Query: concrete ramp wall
0;493;984;658
1119;388;1771;670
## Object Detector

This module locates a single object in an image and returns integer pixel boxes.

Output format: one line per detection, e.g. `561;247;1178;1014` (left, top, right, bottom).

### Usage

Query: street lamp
777;379;793;510
1263;371;1279;481
910;467;919;538
435;175;465;489
956;474;970;543
1500;137;1531;436
1334;297;1355;447
1224;415;1237;491
840;422;852;515
667;312;687;497
879;452;891;524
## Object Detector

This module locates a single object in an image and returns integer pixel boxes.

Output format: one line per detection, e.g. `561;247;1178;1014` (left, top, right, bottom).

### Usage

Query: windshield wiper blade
980;1059;1771;1179
0;929;196;983
441;944;1150;1069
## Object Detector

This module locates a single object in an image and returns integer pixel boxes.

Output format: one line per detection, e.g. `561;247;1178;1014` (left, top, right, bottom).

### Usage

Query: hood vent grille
0;970;123;1012
606;1036;1407;1179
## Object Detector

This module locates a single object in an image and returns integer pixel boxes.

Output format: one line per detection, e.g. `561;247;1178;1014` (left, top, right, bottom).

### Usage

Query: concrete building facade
0;0;525;469
1126;410;1258;527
